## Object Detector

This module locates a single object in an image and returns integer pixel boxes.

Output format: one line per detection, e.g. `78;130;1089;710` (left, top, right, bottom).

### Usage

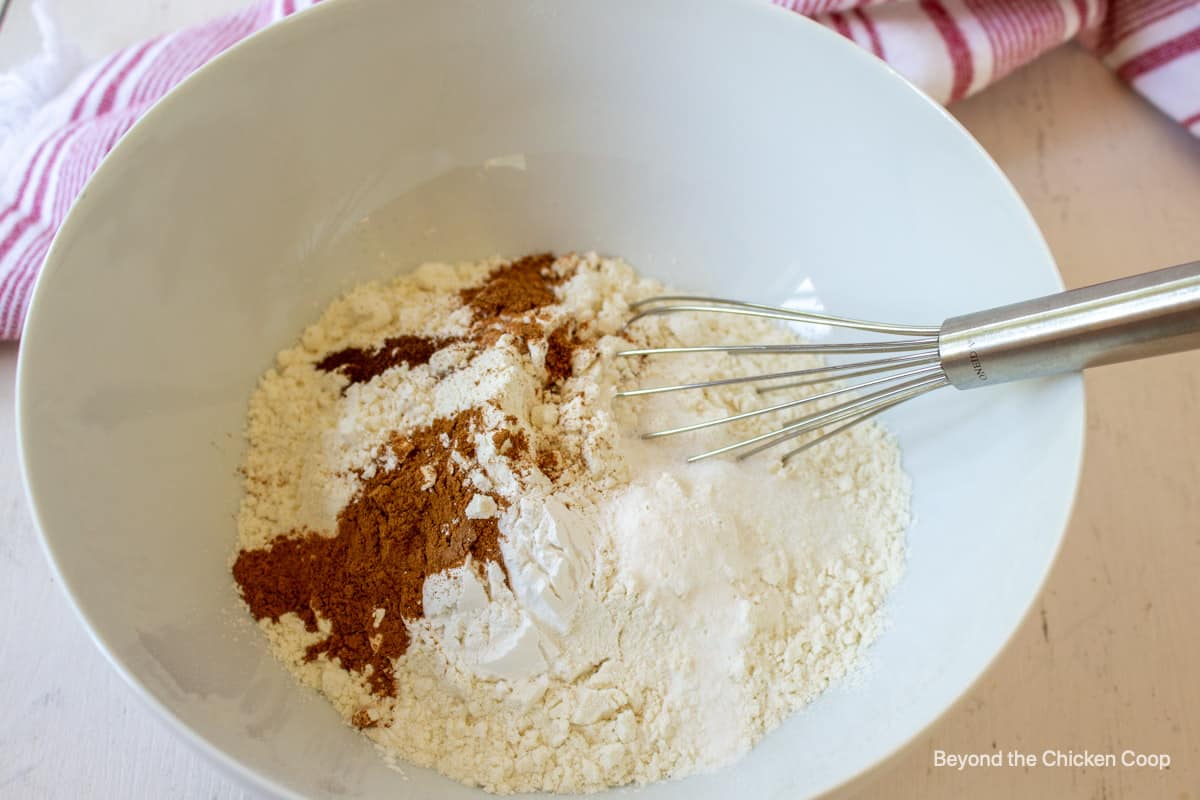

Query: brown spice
232;408;505;703
536;449;563;482
316;335;446;387
492;427;529;457
456;254;591;387
352;709;379;729
460;253;560;318
545;324;582;384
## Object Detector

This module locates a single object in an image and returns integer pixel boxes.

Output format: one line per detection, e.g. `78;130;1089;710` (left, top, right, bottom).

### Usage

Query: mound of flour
234;252;910;794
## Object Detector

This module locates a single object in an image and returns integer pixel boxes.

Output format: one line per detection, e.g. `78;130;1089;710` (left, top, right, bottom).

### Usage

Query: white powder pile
234;252;910;794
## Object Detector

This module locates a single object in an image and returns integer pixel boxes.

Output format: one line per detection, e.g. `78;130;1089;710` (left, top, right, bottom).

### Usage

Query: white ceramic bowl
17;1;1083;797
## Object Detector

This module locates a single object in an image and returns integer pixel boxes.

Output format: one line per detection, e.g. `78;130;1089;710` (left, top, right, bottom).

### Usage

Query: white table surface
2;2;1198;799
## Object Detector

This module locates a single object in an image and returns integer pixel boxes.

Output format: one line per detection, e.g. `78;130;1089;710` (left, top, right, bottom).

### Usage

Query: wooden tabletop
1;5;1197;797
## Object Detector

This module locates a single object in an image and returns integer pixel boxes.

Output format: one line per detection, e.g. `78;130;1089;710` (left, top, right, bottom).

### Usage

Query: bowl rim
15;1;1085;797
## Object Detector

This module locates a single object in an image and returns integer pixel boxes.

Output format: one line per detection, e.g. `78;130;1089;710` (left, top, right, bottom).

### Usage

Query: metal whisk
618;261;1200;463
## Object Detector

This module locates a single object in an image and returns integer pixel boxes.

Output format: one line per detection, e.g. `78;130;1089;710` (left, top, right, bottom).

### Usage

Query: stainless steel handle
939;261;1200;389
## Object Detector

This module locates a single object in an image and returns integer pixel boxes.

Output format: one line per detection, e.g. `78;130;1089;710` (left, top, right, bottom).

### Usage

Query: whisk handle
939;260;1200;389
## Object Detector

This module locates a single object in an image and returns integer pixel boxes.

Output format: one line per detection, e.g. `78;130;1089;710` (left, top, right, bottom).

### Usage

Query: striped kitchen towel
776;0;1200;112
1;0;1197;339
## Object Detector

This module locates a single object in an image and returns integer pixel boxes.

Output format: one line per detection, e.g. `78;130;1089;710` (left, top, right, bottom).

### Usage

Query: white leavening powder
234;252;910;794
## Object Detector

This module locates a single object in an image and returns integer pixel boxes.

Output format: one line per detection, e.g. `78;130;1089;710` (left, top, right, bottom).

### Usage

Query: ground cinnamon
460;252;560;318
545;323;583;384
232;407;505;702
316;335;446;387
492;426;529;457
318;256;583;391
536;449;564;482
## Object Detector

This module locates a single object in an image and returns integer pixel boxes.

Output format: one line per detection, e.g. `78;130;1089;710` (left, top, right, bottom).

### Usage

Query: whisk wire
687;372;948;463
615;338;939;358
614;352;940;398
754;352;941;394
779;398;910;463
626;296;939;337
753;378;947;462
642;363;945;440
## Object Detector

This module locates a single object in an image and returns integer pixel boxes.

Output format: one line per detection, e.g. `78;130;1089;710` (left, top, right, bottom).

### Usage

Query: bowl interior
17;1;1082;797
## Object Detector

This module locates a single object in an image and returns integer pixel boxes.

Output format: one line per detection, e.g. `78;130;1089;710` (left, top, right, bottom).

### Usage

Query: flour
234;252;910;794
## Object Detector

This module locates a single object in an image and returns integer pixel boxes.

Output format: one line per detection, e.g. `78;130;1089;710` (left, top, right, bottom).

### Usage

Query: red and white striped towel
1;0;1197;339
777;0;1200;113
